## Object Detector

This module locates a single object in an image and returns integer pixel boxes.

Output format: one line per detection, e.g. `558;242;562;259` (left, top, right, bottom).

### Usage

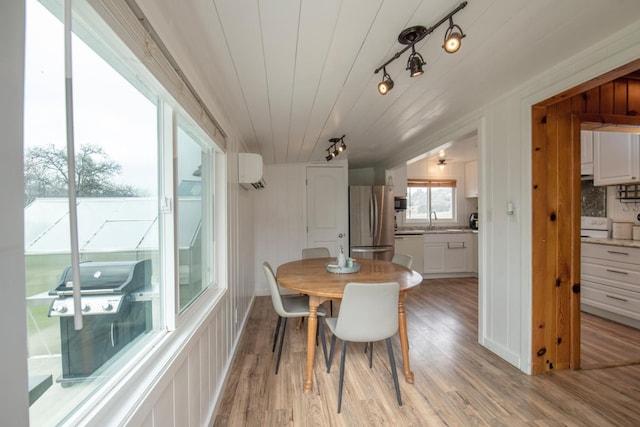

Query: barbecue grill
48;259;151;384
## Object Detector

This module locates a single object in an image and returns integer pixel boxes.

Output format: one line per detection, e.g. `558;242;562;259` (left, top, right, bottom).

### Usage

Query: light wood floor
213;278;640;426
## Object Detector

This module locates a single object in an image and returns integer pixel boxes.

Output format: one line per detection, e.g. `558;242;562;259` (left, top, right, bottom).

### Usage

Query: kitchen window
406;179;456;223
23;0;223;423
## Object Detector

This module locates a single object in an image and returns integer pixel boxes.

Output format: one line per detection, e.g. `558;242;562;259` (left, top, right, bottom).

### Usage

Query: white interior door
306;165;348;257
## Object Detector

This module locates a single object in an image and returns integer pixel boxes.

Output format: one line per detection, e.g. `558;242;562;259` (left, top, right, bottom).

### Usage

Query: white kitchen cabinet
593;131;640;186
389;166;407;197
423;232;474;277
581;130;594;175
464;161;478;198
581;242;640;328
394;234;424;274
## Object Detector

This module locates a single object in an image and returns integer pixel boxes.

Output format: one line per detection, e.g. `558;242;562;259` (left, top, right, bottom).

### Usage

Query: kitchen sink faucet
429;210;438;227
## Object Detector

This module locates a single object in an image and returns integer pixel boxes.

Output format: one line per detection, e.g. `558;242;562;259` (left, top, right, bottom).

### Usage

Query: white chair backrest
391;253;413;269
334;282;399;342
263;262;287;317
302;247;330;259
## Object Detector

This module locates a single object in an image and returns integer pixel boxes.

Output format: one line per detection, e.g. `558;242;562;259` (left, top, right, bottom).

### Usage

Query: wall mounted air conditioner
238;153;266;190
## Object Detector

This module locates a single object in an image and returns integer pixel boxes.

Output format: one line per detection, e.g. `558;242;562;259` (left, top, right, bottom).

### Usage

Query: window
23;0;223;423
406;179;456;222
176;123;215;311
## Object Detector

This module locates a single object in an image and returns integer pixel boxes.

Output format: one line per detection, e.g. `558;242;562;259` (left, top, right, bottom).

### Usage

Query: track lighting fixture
378;67;394;95
326;135;346;162
443;17;465;53
373;1;467;94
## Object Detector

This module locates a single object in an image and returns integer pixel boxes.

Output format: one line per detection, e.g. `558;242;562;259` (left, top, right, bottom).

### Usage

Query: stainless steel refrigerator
349;185;394;261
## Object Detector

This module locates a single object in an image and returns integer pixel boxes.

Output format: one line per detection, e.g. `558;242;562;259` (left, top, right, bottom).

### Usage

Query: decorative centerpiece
326;246;360;274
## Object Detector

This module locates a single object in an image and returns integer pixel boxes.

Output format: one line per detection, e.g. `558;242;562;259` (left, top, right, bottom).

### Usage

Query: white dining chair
302;247;330;259
263;262;328;374
325;281;402;413
391;252;413;269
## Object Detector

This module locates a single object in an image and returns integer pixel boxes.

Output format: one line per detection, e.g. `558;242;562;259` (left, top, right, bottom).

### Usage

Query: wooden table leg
303;296;320;394
398;293;414;384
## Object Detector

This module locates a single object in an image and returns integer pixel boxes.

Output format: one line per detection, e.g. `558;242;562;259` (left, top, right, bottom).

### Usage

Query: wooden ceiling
135;0;640;167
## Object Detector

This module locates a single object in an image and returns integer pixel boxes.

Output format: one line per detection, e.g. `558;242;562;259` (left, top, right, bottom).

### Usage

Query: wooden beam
580;113;640;125
535;58;640;106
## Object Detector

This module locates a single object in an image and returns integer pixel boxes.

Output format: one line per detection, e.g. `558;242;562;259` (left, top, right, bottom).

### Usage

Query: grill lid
49;260;151;295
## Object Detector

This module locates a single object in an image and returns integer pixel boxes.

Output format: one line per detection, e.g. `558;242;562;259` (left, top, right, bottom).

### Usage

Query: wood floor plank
213;278;640;426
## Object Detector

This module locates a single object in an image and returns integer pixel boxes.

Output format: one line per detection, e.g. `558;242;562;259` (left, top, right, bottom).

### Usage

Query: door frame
530;58;640;374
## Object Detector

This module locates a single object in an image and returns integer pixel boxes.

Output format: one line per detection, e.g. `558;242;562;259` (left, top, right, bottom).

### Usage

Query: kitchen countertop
395;227;478;236
581;237;640;248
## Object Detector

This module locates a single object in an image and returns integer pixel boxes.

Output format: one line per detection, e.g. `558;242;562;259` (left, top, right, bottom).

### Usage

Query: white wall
0;3;30;425
253;163;308;295
607;186;640;224
348;167;376;186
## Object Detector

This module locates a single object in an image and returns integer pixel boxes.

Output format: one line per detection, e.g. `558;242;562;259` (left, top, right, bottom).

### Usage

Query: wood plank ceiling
135;0;640;167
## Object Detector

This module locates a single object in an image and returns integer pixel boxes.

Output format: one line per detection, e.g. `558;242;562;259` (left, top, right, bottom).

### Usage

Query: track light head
443;18;465;53
339;141;347;152
407;47;425;77
378;68;394;95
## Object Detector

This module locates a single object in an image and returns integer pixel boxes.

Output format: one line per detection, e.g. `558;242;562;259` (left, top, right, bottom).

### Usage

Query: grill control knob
55;305;68;314
82;304;90;313
102;303;113;311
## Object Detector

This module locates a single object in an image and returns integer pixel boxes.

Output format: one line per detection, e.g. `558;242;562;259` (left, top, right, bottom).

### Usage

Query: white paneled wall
254;163;308;295
122;301;233;427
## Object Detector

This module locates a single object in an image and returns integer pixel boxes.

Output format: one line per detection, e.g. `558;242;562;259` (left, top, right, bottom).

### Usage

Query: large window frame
405;178;457;225
24;0;227;423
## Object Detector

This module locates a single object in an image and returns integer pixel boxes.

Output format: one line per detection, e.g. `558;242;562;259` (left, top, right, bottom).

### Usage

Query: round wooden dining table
276;257;423;394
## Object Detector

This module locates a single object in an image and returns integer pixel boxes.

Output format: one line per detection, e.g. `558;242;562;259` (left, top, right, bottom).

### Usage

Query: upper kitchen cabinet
581;130;594;175
593;131;640;186
388;165;407;197
464;161;478;198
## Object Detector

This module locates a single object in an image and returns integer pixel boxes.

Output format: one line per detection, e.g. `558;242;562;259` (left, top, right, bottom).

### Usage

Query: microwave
394;196;407;211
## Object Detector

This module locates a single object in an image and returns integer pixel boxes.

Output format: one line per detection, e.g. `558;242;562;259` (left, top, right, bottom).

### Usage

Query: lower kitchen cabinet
471;232;478;274
394;235;424;274
423;232;475;278
581;242;640;328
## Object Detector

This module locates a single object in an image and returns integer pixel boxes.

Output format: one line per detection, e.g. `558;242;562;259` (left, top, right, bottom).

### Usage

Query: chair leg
318;318;328;368
327;334;337;373
275;318;288;375
385;338;402;406
337;340;347;413
368;342;373;368
272;316;282;352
